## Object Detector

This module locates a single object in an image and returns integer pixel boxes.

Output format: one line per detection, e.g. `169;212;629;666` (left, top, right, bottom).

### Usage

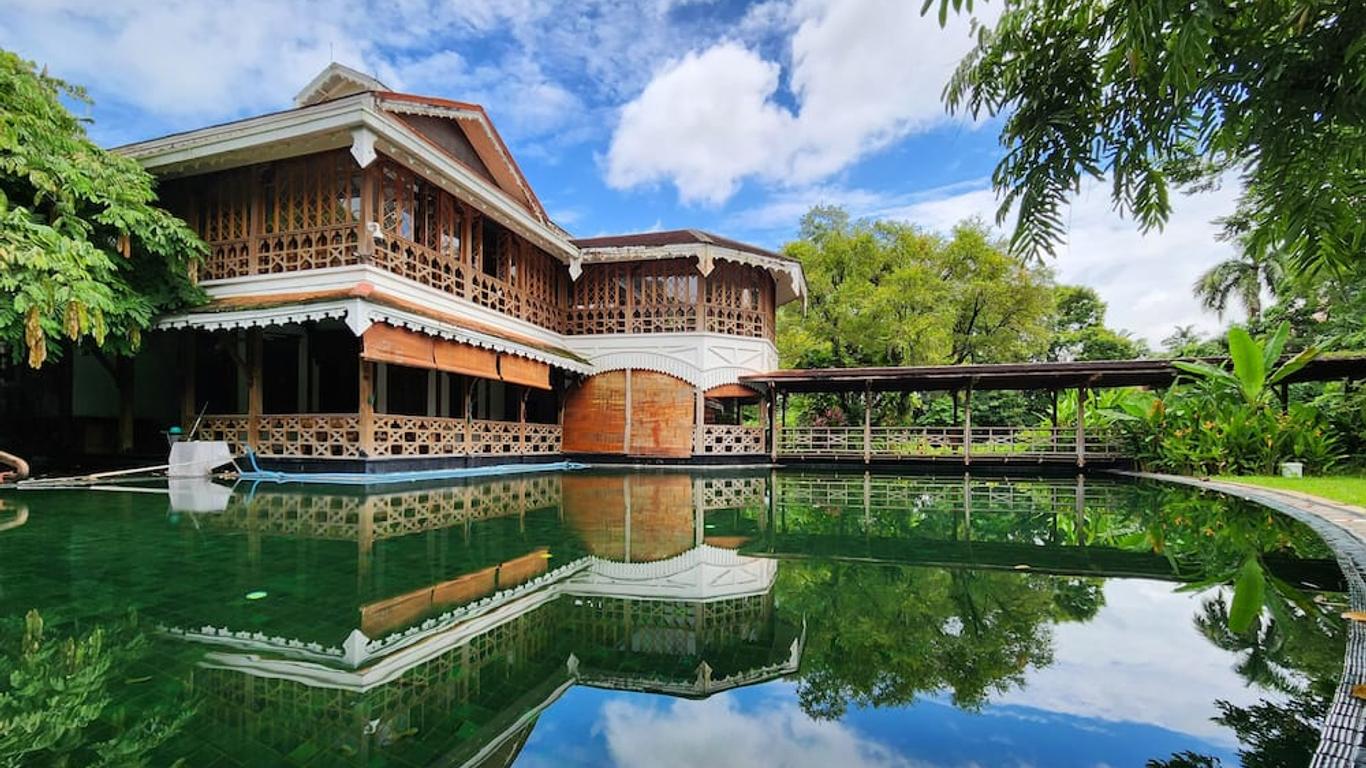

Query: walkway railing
197;414;562;459
777;425;1122;463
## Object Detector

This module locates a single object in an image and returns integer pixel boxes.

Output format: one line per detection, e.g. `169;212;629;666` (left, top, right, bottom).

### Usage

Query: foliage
0;49;204;368
1117;323;1341;475
1160;325;1224;358
0;608;199;767
780;207;1055;370
941;0;1365;276
779;206;1055;424
1193;250;1284;323
1048;285;1148;361
778;561;1059;719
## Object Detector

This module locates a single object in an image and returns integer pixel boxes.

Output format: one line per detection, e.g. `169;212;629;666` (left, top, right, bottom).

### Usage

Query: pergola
739;355;1366;466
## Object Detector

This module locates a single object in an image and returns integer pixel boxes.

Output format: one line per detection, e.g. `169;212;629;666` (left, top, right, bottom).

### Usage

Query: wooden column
623;368;633;455
862;388;872;464
426;370;438;417
693;387;706;456
962;385;973;466
180;333;196;430
1075;385;1087;468
519;387;528;454
117;355;135;454
1051;389;1060;453
358;165;375;261
358;358;375;457
759;389;769;456
695;271;707;332
462;378;474;454
246;329;263;451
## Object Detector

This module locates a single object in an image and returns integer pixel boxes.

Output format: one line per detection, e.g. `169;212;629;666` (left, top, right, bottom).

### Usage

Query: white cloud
605;0;993;204
995;580;1269;748
598;694;919;768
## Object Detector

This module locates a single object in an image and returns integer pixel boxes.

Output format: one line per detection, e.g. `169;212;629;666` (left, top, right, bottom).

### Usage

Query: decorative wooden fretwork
705;261;772;339
163;150;784;340
568;259;775;340
777;425;1122;460
199;413;561;459
700;425;766;455
195;415;251;455
258;414;363;457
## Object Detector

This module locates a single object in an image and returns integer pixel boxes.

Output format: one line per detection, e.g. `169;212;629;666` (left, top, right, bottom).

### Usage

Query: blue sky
0;0;1246;344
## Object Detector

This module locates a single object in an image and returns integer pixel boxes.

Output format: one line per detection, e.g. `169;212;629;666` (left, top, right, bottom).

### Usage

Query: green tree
1048;285;1147;361
0;50;204;369
1193;251;1284;323
941;0;1365;276
779;207;1055;424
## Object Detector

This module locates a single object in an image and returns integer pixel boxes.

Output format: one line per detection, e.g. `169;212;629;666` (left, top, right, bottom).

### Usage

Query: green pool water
0;470;1348;767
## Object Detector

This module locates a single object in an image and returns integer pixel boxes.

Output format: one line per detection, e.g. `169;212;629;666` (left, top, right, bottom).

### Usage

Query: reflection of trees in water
777;561;1100;719
0;609;199;767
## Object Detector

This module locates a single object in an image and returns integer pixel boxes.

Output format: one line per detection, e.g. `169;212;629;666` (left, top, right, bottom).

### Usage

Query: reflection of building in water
167;471;791;767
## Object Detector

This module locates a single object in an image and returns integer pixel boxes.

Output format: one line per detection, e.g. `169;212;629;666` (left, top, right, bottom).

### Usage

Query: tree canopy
1048;285;1148;361
0;50;204;368
943;0;1365;277
778;206;1055;371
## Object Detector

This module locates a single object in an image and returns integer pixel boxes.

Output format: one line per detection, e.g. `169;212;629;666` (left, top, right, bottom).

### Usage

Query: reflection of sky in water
518;579;1251;768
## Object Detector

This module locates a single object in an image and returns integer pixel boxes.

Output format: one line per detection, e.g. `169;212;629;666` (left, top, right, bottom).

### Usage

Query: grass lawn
1217;475;1366;508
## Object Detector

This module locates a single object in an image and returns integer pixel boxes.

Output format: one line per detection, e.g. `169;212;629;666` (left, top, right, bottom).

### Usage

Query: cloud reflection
597;693;918;768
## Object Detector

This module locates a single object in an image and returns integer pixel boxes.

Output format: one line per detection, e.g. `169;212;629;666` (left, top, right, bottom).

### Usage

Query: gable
398;114;497;186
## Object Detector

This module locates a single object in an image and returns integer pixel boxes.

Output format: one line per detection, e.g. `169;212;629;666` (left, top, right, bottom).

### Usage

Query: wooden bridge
775;425;1123;465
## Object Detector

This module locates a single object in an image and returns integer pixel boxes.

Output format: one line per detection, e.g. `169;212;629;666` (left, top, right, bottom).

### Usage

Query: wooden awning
362;323;550;388
361;323;435;368
434;338;499;379
500;354;551;390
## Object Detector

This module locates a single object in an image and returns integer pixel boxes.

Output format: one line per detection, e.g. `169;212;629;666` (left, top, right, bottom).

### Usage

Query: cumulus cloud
598;694;917;768
605;0;992;204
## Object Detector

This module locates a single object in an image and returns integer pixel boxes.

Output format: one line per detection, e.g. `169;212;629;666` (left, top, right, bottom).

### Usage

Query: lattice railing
701;425;766;455
257;414;363;457
195;415;251;456
196;414;561;458
371;414;465;457
778;425;1122;460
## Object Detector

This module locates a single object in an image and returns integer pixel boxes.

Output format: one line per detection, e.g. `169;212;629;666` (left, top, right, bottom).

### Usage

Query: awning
363;323;550;388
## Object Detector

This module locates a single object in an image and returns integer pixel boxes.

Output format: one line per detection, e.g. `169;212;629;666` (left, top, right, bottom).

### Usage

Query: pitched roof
572;229;796;264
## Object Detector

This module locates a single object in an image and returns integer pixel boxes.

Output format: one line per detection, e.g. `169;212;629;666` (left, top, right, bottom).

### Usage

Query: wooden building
98;63;806;471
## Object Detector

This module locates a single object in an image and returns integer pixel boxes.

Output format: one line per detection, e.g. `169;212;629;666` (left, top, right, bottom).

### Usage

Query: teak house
100;63;807;471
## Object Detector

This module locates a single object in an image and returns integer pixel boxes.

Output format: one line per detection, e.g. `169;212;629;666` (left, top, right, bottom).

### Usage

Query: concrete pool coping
1113;471;1366;768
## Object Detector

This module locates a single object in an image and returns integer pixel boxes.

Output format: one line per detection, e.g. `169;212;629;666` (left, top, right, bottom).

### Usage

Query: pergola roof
740;355;1366;393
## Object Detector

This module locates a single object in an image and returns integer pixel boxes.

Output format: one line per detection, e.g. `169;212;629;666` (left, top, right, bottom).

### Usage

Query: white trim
116;95;577;263
154;298;593;375
567;332;779;390
198;264;569;353
294;63;387;107
578;242;807;305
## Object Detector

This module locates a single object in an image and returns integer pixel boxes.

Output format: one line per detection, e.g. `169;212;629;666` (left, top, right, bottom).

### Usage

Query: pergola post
246;328;263;451
358;358;375;457
862;387;872;464
1075;385;1087;468
770;388;783;461
962;385;973;466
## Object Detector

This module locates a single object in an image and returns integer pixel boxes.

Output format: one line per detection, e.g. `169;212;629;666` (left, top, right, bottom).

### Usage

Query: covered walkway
741;355;1366;468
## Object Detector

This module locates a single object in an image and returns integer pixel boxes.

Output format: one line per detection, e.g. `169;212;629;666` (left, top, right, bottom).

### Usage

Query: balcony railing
197;414;561;459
